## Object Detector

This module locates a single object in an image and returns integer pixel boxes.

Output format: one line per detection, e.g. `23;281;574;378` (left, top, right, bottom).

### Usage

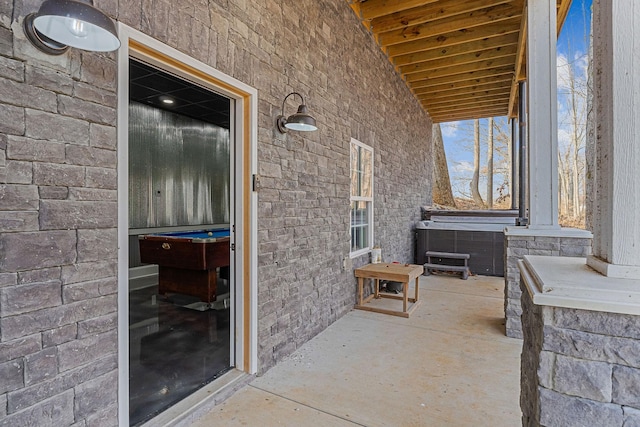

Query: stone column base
503;227;591;338
519;256;640;426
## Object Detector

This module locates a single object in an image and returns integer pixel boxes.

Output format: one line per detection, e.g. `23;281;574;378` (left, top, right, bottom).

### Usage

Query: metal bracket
252;174;261;191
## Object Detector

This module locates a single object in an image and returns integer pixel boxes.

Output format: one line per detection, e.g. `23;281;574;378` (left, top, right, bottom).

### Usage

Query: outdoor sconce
276;92;318;133
24;0;120;55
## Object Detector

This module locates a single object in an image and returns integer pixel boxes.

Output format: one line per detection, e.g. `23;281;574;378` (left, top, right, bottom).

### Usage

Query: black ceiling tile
129;82;163;101
128;59;230;129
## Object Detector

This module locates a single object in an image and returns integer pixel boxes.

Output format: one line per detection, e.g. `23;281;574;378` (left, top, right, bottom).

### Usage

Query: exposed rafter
413;76;514;96
370;0;512;34
387;18;521;57
377;3;522;47
347;0;573;122
357;0;439;21
393;33;518;67
400;45;518;75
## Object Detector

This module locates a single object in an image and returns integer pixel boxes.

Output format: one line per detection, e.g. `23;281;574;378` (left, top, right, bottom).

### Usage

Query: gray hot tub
415;217;515;277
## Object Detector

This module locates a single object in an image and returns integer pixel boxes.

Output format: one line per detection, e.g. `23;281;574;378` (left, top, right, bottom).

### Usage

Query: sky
440;0;593;200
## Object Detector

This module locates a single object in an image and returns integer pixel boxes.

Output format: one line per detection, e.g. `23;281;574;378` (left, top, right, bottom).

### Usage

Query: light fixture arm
280;92;305;117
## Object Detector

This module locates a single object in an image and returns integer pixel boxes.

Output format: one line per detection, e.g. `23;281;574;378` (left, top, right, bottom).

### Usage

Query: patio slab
191;275;522;427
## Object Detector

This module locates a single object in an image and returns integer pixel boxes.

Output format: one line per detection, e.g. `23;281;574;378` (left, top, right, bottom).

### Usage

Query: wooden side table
354;263;423;318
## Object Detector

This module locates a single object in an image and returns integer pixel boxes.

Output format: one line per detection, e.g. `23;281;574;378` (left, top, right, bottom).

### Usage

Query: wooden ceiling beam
405;55;516;83
421;88;511;105
422;97;509;114
429;104;512;120
513;5;528;82
370;0;513;34
348;2;370;30
386;18;521;57
357;0;439;20
557;0;572;35
429;109;508;122
393;33;517;67
429;104;509;116
426;94;511;111
508;3;527;118
400;44;518;75
346;0;574;124
420;92;509;112
508;0;571;118
420;85;511;100
430;109;505;123
508;75;520;118
378;3;522;47
430;108;509;123
409;66;515;89
413;75;514;95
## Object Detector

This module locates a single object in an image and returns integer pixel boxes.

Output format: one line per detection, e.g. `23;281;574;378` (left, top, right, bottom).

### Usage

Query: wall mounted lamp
23;0;120;55
276;92;318;133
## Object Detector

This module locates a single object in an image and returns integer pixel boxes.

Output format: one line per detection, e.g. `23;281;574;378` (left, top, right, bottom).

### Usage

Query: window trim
349;138;374;258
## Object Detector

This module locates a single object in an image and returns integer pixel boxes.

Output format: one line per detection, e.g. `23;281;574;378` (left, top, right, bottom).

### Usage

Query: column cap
520;255;640;315
505;226;593;238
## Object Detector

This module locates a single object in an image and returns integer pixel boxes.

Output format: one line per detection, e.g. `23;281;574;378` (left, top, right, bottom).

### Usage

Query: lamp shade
29;0;120;53
284;104;318;132
276;92;318;133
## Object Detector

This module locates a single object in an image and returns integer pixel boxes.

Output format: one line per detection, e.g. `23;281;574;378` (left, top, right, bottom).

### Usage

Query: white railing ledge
505;226;593;238
519;255;640;316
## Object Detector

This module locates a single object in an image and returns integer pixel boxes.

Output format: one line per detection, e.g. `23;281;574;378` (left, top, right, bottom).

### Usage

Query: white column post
587;0;640;278
526;0;560;229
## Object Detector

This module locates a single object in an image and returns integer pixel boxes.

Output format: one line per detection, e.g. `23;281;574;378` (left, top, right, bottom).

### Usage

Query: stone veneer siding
504;232;591;338
0;1;432;425
520;282;640;426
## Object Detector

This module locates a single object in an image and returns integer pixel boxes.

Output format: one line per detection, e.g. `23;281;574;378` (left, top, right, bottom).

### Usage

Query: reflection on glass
350;145;372;199
128;102;230;229
361;148;372;198
128;281;231;426
350;144;359;197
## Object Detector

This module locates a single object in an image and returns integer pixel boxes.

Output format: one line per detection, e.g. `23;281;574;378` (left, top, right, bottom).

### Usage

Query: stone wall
237;0;432;370
520;282;640;426
0;0;432;424
0;0;119;424
504;230;591;338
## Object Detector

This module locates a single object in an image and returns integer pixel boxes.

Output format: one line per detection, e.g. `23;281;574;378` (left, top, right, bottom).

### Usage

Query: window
350;138;373;256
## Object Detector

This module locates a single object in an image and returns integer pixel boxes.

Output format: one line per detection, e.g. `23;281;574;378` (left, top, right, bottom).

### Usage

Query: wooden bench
424;251;471;280
354;263;423;318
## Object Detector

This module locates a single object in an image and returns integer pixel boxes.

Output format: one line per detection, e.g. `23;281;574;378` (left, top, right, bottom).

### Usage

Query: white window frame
350;138;374;258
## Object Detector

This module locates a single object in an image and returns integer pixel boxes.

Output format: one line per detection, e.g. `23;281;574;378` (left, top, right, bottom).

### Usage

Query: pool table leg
157;266;217;303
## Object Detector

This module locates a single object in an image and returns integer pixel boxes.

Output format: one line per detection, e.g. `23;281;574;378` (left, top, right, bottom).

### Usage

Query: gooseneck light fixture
276;92;318;133
24;0;120;55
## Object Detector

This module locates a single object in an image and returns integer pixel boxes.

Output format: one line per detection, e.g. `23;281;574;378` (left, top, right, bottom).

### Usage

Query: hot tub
415;217;515;277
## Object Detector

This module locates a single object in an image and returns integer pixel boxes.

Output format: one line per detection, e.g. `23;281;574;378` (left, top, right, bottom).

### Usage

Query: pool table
138;228;230;303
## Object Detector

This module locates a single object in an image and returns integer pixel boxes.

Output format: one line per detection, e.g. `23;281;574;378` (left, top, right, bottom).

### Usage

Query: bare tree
557;1;589;228
507;119;514;207
470;119;485;207
440;118;511;209
432;123;456;207
486;117;512;206
487;117;494;208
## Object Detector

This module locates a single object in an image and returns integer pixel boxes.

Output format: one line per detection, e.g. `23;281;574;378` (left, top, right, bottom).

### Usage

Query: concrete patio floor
191;274;523;426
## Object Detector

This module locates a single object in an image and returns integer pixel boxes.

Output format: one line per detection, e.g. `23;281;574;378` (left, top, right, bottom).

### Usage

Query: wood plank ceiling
347;0;572;123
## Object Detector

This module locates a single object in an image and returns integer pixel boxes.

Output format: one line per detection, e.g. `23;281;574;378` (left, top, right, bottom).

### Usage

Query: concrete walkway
192;275;523;426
